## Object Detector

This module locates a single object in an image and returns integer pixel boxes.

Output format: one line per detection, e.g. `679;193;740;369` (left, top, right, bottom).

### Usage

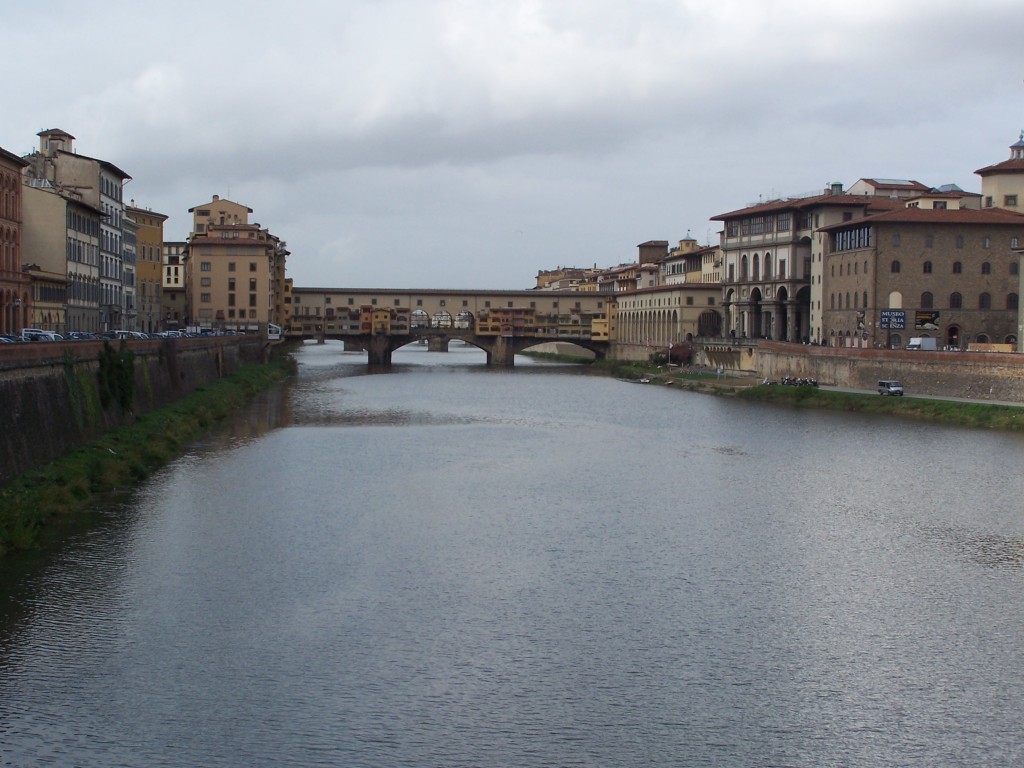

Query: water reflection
2;341;1024;767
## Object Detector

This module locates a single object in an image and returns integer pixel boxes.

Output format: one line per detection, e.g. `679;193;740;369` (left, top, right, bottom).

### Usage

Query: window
200;277;211;287
934;200;947;210
952;262;962;274
921;292;934;309
686;296;694;305
891;260;901;274
200;261;211;271
250;262;257;271
983;237;991;249
249;278;257;291
985;196;994;207
228;294;235;307
249;293;257;307
891;233;901;246
1005;194;1018;207
981;262;991;275
1012;237;1020;248
228;262;236;272
200;293;211;303
925;235;934;248
979;292;991;310
1009;293;1019;310
949;292;962;309
923;261;932;274
956;235;964;249
1012;262;1019;276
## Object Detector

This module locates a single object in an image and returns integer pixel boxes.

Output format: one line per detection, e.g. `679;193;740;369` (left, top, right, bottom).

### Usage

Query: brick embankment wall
704;341;1024;402
0;337;265;487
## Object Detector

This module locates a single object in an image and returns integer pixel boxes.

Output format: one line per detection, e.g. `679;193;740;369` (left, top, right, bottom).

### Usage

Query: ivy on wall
97;341;135;413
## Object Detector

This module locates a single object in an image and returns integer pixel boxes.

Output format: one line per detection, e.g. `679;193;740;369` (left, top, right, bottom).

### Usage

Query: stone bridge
287;287;614;365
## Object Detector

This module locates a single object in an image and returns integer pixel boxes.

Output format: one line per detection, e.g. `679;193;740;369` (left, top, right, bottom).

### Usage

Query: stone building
712;186;901;343
820;206;1023;348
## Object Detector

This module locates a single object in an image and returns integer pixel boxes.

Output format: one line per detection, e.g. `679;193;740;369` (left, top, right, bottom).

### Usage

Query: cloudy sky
5;0;1023;289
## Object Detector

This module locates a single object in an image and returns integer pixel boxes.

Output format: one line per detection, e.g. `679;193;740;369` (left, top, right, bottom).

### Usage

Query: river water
2;342;1024;767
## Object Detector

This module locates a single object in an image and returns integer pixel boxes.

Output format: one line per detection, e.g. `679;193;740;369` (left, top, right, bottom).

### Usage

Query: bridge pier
427;337;449;353
489;337;516;366
366;335;393;366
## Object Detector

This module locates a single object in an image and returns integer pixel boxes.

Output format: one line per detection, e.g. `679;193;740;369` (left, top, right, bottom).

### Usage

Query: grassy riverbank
0;357;294;556
735;384;1024;429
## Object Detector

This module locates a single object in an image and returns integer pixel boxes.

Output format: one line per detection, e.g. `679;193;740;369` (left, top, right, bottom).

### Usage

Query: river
2;341;1024;767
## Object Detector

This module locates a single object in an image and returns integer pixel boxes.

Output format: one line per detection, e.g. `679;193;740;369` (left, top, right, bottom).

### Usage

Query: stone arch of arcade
289;287;612;366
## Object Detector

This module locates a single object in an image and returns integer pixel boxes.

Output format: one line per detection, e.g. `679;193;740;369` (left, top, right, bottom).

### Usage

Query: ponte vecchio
287;288;614;365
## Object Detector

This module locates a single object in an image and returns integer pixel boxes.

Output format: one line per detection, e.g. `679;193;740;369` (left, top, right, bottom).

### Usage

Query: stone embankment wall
0;337;266;487
695;340;1024;401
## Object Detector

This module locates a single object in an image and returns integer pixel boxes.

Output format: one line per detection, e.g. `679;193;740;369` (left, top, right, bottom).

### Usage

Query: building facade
22;129;131;332
712;185;903;343
184;196;288;332
821;207;1023;348
162;241;188;331
0;146;28;335
127;204;168;334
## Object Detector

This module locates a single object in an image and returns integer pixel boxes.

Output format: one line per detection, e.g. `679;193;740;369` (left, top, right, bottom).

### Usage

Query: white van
878;380;904;396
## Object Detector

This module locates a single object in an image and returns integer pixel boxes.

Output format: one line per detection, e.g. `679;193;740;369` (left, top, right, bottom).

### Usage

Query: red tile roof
974;159;1024;176
819;206;1024;231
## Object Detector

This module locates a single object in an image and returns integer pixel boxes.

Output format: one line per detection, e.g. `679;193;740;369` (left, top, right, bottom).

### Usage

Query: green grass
736;384;1024;429
0;357;295;557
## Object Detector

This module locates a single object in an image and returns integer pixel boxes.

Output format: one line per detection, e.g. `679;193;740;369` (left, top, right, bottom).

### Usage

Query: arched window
752;254;760;281
1008;293;1019;310
979;292;991;309
763;254;772;279
845;292;851;309
891;260;901;273
921;292;934;309
830;293;835;309
949;292;962;309
923;261;932;274
741;255;748;281
952;261;962;274
863;291;868;308
1012;262;1019;276
982;262;991;275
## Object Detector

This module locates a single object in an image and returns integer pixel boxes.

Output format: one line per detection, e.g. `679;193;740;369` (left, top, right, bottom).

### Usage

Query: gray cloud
5;0;1024;288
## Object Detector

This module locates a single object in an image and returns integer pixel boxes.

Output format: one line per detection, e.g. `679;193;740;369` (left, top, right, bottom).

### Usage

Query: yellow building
126;203;168;334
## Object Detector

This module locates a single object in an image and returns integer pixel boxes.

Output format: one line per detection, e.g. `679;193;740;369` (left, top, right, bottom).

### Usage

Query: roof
819;206;1024;231
188;197;254;213
0;146;28;167
711;193;892;221
859;178;930;191
974;158;1024;176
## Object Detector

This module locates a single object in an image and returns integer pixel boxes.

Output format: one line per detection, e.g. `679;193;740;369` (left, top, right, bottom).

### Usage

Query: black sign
880;310;906;330
915;311;940;331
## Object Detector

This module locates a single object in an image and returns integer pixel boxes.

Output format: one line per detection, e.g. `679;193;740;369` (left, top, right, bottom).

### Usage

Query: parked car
878;380;904;396
21;328;59;341
67;331;99;341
